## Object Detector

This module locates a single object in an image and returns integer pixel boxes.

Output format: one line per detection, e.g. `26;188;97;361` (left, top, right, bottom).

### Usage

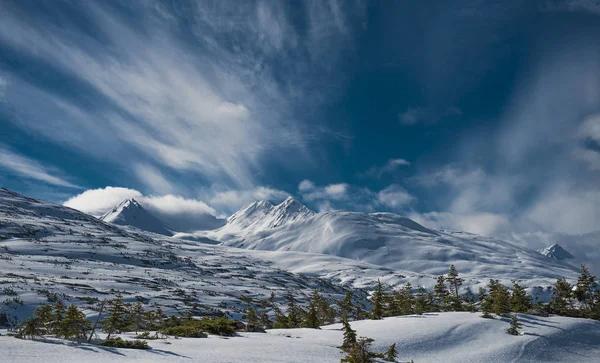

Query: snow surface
3;312;600;362
100;199;173;236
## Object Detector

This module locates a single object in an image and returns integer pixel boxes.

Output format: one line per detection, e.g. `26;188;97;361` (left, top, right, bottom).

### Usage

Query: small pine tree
16;317;43;339
479;287;493;318
550;278;573;315
51;301;66;336
414;286;428;315
371;280;385;320
341;336;376;363
506;314;522;336
384;342;397;362
434;275;450;311
128;302;146;333
259;300;272;329
304;291;321;329
510;281;531;313
62;304;91;343
338;291;355;320
286;293;301;328
398;283;415;316
34;304;53;332
246;306;262;332
446;264;464;311
103;294;130;339
575;265;597;312
341;316;357;352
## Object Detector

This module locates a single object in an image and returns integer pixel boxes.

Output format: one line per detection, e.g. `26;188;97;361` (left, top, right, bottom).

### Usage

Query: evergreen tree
506;314;522;336
103;294;130;339
371;280;385;320
446;265;464;311
479;287;493;318
128;302;146;333
338;291;355;320
16;317;43;339
414;286;428;315
246;306;262;332
259;300;272;329
434;275;450;311
341;316;357;352
385;290;400;317
550;278;573;315
575;265;597;312
62;304;91;342
488;280;510;315
303;294;321;329
51;301;66;336
398;283;415;315
286;293;301;328
510;281;531;313
384;343;397;362
341;337;376;363
34;304;53;333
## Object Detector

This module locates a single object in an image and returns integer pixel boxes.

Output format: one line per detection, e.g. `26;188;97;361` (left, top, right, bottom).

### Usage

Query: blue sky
1;1;600;248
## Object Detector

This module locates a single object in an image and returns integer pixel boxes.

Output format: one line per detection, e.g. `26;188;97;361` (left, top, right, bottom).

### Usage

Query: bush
135;331;160;340
162;325;208;338
100;337;150;349
161;316;237;337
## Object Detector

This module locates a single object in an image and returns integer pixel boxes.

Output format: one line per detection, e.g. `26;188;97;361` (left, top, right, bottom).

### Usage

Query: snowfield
3;312;600;362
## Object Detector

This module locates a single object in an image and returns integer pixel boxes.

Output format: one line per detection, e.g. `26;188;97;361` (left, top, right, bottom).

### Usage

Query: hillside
0;188;362;323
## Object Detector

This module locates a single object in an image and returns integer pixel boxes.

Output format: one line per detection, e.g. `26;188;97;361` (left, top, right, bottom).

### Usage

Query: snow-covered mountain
197;196;315;239
100;198;173;236
539;243;575;262
214;207;580;283
0;188;363;323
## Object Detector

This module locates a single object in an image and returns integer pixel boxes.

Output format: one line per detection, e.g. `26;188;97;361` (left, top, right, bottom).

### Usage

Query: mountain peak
539;244;574;261
218;197;315;236
100;198;172;236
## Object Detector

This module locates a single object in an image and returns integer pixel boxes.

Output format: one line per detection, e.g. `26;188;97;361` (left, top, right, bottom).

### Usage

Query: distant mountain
539;244;575;262
216;208;579;281
214;196;315;238
100;198;172;236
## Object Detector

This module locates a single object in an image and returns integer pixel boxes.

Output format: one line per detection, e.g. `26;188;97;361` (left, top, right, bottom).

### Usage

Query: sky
1;1;600;259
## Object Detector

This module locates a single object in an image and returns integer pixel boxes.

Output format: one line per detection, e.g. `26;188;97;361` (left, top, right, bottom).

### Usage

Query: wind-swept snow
2;312;600;362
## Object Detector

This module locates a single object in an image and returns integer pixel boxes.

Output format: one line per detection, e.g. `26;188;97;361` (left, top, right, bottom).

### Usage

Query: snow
2;312;600;362
100;199;173;236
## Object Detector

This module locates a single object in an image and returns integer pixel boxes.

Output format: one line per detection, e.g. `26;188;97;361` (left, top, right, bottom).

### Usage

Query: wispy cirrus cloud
0;0;366;193
361;158;410;179
0;145;80;189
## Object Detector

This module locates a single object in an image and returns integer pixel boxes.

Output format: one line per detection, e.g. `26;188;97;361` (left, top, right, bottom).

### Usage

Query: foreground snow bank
3;312;600;363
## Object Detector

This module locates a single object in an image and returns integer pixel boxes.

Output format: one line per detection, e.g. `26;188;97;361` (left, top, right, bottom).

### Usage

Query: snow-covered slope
539;243;575;262
218;210;580;284
0;188;363;323
3;312;600;362
100;198;173;236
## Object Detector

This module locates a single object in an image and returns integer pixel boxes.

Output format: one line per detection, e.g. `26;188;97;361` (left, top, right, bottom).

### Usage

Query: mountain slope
0;188;364;323
219;210;580;283
100;198;173;236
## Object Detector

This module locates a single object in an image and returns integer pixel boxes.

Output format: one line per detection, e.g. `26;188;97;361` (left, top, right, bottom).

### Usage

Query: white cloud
298;179;315;191
377;184;415;209
362;158;410;178
64;187;142;216
0;145;80;189
64;186;223;231
0;2;366;191
302;183;349;201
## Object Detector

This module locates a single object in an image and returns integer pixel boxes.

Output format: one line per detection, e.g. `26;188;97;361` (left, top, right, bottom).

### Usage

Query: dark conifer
371;280;385;320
